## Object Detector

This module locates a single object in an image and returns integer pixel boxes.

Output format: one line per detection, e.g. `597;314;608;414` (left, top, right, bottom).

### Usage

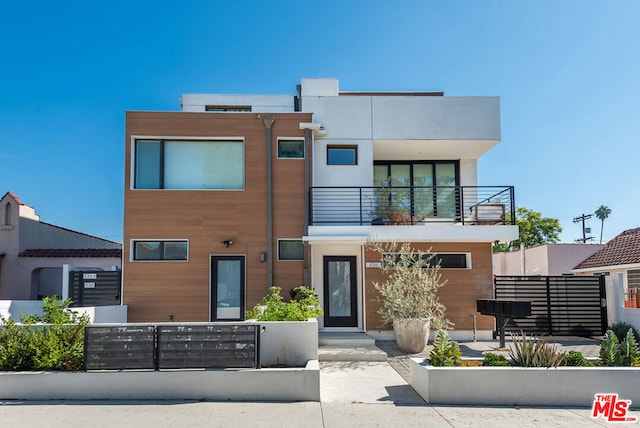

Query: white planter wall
409;358;640;406
258;318;318;367
0;361;320;401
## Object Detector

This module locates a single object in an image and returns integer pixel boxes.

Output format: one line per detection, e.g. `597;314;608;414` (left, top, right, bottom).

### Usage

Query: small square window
278;240;304;261
327;145;357;165
278;140;304;159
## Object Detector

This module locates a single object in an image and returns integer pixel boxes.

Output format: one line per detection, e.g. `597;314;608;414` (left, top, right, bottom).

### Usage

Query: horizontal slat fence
84;325;156;370
70;271;121;307
84;323;260;371
158;324;259;369
494;275;607;337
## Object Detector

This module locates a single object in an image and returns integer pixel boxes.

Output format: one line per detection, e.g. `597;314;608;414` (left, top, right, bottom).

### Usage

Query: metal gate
494;275;607;337
69;270;121;307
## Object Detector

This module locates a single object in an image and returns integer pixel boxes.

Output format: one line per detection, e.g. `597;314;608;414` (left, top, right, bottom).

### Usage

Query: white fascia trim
571;263;640;274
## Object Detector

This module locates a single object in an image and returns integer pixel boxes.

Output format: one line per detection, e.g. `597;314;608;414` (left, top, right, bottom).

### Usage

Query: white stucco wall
493;244;605;276
181;94;295;113
0;196;121;300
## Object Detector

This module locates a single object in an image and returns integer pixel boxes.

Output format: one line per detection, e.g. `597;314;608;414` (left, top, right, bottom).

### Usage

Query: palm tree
595;205;612;244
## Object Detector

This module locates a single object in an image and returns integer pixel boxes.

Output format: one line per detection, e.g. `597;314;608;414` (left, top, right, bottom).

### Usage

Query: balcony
309;186;515;226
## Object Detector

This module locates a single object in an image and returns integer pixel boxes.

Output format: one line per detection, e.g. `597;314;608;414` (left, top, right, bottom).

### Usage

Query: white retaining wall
0;360;320;402
409;358;640;407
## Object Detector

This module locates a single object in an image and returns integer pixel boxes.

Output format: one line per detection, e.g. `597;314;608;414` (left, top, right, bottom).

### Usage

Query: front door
323;256;358;327
211;255;245;321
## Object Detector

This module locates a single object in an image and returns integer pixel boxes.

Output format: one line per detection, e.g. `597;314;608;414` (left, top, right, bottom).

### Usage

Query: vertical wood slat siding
123;112;311;322
364;242;494;331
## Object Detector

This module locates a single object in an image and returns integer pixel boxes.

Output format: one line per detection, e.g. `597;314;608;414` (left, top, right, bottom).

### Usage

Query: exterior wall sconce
221;240;233;248
259;252;267;262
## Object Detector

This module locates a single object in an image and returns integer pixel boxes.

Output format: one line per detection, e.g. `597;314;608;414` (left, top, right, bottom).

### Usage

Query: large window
134;139;244;190
132;240;188;261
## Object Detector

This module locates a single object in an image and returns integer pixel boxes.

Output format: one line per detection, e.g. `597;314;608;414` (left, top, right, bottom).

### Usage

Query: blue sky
1;0;638;244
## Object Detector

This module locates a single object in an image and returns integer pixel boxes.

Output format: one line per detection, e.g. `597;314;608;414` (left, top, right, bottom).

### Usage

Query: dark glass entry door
211;255;245;321
323;256;357;327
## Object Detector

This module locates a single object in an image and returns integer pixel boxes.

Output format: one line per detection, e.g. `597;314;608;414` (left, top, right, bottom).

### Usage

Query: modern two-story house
123;78;518;339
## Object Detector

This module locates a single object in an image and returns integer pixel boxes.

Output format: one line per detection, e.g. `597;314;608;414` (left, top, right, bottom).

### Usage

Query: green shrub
563;350;595;367
483;352;510;366
428;330;462;366
246;286;323;321
0;297;88;371
0;318;35;371
508;331;565;367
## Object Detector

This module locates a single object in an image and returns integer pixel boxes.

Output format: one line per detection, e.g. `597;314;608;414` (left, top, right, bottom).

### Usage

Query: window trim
130;136;245;191
277;138;305;159
327;145;358;165
277;239;305;261
131;239;189;262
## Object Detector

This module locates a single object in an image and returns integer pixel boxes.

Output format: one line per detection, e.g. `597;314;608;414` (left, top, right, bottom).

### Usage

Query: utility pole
573;214;594;243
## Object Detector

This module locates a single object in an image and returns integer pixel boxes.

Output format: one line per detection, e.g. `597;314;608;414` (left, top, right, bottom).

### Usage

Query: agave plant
429;330;462;366
602;328;640;367
509;331;565;368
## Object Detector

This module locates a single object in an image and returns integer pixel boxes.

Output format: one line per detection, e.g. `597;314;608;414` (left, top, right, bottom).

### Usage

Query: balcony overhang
373;139;500;160
305;225;519;244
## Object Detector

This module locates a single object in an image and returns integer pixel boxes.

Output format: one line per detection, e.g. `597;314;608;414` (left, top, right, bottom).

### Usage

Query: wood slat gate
494;275;607;337
69;270;121;307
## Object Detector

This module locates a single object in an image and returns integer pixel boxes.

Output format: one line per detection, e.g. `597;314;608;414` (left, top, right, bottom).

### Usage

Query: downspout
303;128;310;287
262;116;275;288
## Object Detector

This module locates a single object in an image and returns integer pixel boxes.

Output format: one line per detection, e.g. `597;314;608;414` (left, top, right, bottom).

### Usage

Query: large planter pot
393;318;430;353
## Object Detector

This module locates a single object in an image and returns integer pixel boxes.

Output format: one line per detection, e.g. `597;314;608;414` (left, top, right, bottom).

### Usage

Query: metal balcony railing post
359;187;363;225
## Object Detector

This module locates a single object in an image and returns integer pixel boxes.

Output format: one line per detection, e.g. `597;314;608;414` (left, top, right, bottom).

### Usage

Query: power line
573;214;594;243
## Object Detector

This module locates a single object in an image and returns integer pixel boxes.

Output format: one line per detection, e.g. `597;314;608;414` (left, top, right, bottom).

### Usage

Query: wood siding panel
364;242;494;331
124;112;310;322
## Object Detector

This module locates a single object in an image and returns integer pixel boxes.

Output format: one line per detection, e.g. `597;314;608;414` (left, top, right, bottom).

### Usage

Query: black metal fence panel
84;325;156;370
494;275;607;337
157;324;259;369
70;271;121;307
84;323;260;371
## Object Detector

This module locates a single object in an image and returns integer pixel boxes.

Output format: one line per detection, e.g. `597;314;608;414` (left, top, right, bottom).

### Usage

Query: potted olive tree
367;240;451;353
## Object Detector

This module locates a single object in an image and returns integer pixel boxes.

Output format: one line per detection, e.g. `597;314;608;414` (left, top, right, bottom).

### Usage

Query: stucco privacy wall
493;243;605;276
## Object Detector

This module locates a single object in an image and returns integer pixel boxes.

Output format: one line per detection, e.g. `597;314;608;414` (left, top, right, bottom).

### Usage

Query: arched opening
4;202;11;226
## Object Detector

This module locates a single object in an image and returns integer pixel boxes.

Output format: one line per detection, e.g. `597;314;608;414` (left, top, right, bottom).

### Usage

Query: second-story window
327;145;358;165
277;139;304;159
134;139;244;190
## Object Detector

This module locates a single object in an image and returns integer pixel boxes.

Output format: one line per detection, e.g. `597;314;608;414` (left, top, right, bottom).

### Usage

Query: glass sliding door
374;161;458;220
211;256;245;321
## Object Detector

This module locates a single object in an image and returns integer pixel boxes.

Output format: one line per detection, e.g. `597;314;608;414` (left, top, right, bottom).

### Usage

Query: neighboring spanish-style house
123;78;518;339
572;227;640;291
0;191;122;300
493;243;605;276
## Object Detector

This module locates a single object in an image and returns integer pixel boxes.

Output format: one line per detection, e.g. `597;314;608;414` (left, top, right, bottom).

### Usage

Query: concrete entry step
318;332;377;347
318;345;388;362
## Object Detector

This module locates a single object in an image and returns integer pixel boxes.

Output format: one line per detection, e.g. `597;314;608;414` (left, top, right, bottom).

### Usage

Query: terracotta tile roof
2;191;24;205
574;228;640;269
18;249;122;258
